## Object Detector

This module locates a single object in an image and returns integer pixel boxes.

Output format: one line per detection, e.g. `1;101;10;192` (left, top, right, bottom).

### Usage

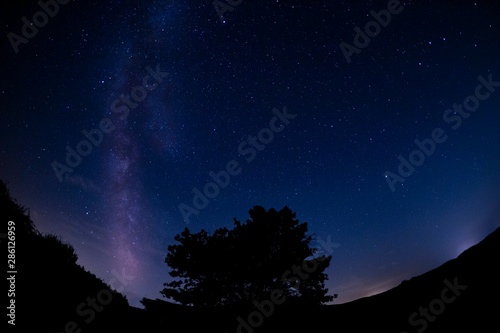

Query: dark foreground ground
126;226;500;333
4;178;499;332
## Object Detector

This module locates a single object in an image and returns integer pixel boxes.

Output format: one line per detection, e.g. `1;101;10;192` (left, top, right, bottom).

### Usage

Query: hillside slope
138;226;500;332
1;180;130;333
317;225;500;332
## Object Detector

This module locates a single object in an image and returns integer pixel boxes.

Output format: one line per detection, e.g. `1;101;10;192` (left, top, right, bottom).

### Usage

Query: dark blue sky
1;0;500;307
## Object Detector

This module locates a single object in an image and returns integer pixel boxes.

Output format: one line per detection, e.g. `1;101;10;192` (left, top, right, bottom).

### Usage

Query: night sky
1;0;500;308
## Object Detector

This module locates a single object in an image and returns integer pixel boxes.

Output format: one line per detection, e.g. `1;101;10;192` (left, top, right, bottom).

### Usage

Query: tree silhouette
161;206;333;307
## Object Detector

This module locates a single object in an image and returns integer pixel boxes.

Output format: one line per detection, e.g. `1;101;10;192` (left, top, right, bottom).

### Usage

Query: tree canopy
161;206;333;307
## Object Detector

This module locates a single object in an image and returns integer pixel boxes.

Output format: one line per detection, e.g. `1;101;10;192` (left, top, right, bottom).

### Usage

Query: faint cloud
65;175;100;192
378;260;399;270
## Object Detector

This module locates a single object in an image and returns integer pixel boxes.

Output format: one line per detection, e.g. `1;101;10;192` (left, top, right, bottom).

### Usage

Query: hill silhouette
313;225;500;332
1;180;130;332
137;226;500;332
2;178;499;332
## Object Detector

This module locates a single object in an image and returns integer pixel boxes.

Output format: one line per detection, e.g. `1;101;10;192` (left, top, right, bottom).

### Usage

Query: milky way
1;1;500;308
97;4;180;300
